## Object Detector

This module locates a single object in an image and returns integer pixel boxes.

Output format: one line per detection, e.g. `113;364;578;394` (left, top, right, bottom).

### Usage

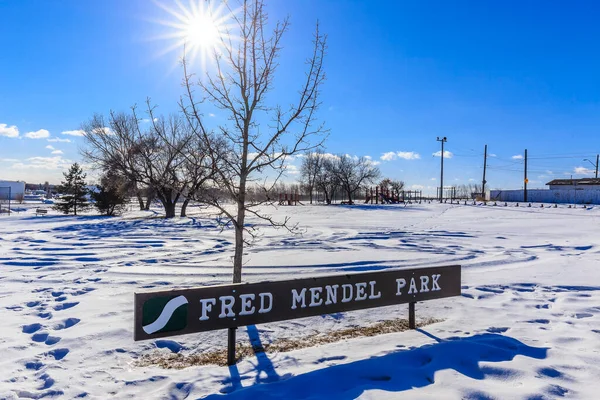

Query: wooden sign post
134;265;461;365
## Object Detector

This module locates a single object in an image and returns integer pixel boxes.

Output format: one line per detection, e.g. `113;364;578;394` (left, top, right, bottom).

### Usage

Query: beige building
546;178;600;190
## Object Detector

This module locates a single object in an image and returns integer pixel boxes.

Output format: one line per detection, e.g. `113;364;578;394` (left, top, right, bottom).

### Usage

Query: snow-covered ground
0;203;599;399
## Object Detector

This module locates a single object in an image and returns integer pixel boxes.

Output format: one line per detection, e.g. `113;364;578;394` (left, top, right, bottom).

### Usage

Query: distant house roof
546;178;600;186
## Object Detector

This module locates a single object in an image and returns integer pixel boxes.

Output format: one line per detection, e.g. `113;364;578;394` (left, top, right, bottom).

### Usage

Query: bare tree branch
180;0;327;283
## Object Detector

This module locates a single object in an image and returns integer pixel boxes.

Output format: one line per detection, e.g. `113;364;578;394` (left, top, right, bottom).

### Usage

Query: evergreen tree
91;185;127;216
54;163;89;215
91;171;128;216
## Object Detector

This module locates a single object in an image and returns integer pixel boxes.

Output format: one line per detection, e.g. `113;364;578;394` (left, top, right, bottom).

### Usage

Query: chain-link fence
0;186;11;214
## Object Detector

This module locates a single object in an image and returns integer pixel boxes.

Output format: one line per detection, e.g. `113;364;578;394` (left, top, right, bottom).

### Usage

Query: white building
0;180;26;201
490;178;600;204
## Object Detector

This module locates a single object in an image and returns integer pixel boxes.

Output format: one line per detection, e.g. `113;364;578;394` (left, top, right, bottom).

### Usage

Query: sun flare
152;0;236;70
184;13;220;49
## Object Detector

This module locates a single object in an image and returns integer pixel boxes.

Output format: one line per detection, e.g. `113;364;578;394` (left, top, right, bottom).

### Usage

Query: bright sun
185;14;219;48
153;0;235;69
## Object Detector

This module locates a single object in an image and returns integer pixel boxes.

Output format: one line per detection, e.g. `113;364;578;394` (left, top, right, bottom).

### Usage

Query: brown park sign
134;264;461;341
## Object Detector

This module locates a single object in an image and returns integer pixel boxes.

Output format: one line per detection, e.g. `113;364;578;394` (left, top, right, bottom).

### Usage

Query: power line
528;155;597;160
452;153;484;158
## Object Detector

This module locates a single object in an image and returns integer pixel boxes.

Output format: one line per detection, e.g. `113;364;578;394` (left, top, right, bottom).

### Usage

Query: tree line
298;150;388;204
52;162;129;216
66;0;449;284
77;0;326;284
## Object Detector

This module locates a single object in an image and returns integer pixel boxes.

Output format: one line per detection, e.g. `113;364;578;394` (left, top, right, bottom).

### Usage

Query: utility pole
437;137;447;202
482;144;487;200
524;149;528;202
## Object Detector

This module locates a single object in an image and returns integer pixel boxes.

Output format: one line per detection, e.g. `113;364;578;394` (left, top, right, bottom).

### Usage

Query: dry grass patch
136;317;442;369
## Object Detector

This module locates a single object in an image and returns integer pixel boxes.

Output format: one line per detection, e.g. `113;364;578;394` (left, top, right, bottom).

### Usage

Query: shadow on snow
49;217;215;239
204;330;547;399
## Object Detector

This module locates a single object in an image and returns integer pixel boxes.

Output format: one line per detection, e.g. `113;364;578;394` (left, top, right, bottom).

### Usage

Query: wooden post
409;302;416;329
227;327;236;365
482;144;487;197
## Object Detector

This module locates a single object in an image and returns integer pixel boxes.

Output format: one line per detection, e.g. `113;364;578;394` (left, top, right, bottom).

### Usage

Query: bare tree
82;110;194;218
180;0;327;284
314;156;339;204
380;178;405;194
299;149;324;204
170;132;219;217
89;113;153;211
333;155;381;204
82;112;141;204
390;179;405;194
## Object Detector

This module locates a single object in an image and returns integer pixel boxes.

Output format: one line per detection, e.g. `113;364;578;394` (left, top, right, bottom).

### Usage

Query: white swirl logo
142;295;189;335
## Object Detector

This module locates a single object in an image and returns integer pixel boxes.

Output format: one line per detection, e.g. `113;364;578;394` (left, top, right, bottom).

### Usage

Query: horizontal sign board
134;264;461;341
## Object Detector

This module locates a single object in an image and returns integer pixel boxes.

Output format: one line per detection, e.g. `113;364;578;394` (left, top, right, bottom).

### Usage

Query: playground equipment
364;186;423;205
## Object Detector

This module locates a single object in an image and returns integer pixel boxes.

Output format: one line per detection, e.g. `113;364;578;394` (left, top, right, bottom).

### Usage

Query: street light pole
436;137;447;202
583;156;599;179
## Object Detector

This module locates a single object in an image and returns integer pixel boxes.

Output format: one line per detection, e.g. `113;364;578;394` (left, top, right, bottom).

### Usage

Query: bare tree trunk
144;193;154;211
346;189;353;204
180;198;190;217
157;190;177;219
163;201;176;218
233;184;246;284
136;191;144;211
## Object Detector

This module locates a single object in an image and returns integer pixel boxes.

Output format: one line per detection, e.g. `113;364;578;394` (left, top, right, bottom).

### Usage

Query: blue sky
1;0;600;193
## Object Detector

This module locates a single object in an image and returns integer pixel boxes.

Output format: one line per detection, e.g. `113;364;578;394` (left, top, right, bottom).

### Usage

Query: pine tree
91;171;128;216
91;185;127;216
54;163;89;215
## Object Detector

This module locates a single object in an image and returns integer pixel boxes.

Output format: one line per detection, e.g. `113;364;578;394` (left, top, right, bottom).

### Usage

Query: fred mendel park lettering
134;265;461;341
